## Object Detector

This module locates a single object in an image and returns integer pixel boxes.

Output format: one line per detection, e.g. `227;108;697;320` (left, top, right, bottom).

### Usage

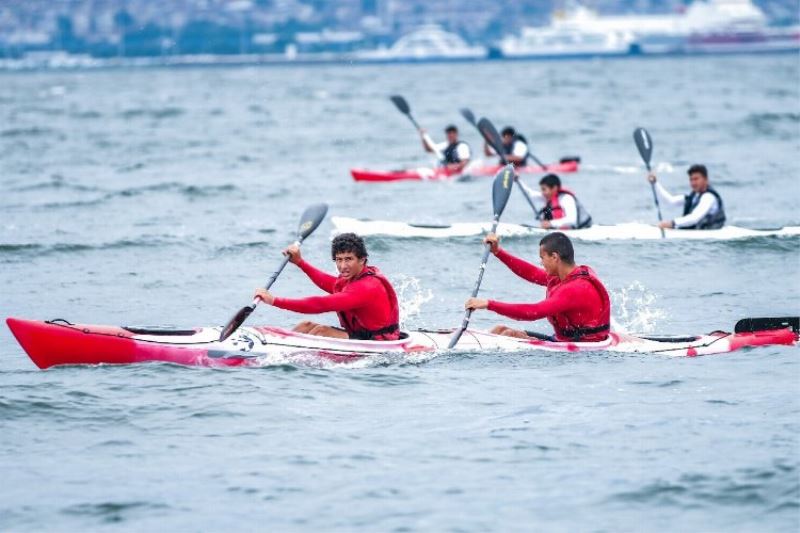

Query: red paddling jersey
487;249;610;341
273;261;400;340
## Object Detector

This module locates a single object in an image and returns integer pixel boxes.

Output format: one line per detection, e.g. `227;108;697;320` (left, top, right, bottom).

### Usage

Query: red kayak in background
351;158;580;183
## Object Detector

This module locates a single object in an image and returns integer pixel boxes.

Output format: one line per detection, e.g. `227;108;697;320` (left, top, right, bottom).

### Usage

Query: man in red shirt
465;232;610;342
254;233;400;340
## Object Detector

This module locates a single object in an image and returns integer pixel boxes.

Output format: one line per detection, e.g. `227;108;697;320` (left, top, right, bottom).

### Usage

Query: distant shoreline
1;47;798;73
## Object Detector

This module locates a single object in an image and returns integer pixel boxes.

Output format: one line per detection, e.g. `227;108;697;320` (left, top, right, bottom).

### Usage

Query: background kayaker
648;164;726;230
464;232;610;342
484;126;529;167
254;232;400;340
519;173;593;229
420;124;471;173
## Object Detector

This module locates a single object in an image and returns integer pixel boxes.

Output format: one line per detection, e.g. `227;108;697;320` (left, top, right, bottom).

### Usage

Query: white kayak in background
331;217;800;241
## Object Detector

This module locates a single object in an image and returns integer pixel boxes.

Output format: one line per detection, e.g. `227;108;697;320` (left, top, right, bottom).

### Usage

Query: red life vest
546;266;610;341
540;187;593;229
545;187;572;220
334;266;400;340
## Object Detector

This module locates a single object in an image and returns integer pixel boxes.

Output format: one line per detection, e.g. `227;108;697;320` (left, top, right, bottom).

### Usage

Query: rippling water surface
1;55;799;531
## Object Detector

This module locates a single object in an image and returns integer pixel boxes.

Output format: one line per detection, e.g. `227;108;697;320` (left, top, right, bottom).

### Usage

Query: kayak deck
6;317;797;369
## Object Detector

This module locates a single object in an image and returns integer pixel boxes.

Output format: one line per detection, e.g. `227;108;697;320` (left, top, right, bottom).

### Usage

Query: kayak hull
6;318;797;369
351;160;579;183
331;217;800;241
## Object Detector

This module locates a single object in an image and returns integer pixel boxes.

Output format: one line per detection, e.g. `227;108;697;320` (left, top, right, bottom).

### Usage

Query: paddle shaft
634;128;665;239
448;217;500;348
527;151;546;169
644;161;666;238
247;240;300;311
396;102;444;162
516;176;543;219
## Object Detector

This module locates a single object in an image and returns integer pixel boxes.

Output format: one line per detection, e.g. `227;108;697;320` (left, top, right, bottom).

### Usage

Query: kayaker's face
502;133;513;147
446;130;458;144
540;184;557;200
334;252;366;280
539;246;560;276
689;172;708;193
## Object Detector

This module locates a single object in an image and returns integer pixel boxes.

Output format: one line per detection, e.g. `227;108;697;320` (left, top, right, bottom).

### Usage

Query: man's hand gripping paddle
218;203;328;342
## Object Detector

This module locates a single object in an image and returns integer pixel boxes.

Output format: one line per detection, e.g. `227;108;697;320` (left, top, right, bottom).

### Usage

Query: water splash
393;274;434;329
610;281;666;334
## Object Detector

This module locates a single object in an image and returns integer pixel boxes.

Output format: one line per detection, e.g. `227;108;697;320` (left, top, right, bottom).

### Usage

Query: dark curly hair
331;233;368;260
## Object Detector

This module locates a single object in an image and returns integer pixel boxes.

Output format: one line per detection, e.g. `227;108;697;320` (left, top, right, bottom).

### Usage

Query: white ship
357;24;487;62
498;0;800;59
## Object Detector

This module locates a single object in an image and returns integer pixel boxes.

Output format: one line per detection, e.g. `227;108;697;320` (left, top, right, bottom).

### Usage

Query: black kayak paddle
218;203;329;342
633;127;665;239
473;117;542;219
448;164;515;349
390;95;443;162
521;137;547;170
460;108;477;127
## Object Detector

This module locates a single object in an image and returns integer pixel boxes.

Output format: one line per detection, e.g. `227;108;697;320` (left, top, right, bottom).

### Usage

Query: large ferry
497;0;800;59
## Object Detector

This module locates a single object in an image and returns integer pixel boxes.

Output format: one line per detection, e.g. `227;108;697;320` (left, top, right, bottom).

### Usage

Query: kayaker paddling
254;233;400;340
484;126;529;167
420;124;471;173
648;164;726;230
520;173;593;229
464;232;610;342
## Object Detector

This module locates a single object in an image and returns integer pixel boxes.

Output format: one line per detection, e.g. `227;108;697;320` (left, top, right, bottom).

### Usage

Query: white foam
610;281;667;334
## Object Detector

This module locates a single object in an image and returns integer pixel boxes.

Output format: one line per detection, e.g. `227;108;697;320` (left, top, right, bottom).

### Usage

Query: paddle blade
478;117;505;164
389;95;410;114
297;203;329;239
492;164;515;218
219;304;256;342
460;108;476;126
734;317;799;334
633;127;653;168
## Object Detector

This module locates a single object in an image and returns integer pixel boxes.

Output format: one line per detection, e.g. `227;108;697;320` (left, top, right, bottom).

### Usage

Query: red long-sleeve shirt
487;248;609;341
272;260;397;334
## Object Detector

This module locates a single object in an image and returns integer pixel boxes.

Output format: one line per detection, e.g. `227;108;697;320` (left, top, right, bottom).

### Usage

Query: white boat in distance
331;217;800;241
357;25;487;62
498;0;799;59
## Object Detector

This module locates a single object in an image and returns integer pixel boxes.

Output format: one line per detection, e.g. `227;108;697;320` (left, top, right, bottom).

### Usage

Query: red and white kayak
6;317;797;369
351;159;580;183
